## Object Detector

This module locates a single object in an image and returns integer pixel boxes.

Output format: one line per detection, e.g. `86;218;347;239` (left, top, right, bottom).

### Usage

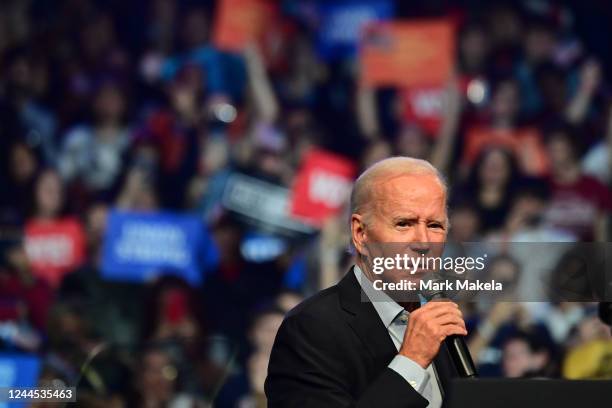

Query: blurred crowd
1;0;612;407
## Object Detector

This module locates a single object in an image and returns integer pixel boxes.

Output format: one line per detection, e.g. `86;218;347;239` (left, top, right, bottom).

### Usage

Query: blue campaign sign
101;210;218;286
316;0;393;60
0;353;40;408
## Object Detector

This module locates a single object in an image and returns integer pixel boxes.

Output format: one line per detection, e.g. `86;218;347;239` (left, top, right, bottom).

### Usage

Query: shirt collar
354;265;405;329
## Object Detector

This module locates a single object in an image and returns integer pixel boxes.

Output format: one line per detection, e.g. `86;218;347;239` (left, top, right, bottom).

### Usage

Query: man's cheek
429;230;447;242
366;226;387;242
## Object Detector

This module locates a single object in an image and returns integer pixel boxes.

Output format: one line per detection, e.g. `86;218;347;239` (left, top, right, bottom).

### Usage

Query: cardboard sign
221;173;315;236
290;149;357;226
360;20;454;88
24;218;86;288
101;211;218;286
401;85;445;135
316;0;393;60
463;126;550;176
0;353;41;408
212;0;276;52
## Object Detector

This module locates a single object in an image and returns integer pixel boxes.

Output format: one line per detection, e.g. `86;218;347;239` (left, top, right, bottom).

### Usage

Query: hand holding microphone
398;301;467;369
399;275;478;378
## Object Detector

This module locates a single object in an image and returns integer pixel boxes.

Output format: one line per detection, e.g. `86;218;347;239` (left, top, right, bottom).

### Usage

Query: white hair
350;156;448;221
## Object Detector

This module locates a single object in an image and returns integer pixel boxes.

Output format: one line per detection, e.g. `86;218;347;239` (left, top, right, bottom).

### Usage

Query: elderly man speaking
265;157;469;408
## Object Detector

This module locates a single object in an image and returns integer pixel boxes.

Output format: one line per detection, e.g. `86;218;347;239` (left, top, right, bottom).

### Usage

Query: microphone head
419;273;446;300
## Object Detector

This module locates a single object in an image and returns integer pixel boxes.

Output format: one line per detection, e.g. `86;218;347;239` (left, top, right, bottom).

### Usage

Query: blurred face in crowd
80;14;115;60
257;150;287;179
289;36;318;79
502;338;533;377
35;170;64;219
7;54;31;95
212;220;242;264
352;161;448;286
94;83;125;125
396;126;430;160
502;338;547;378
491;80;519;124
525;26;555;64
488;6;522;46
119;168;159;211
449;207;480;242
47;306;89;352
479;149;512;188
6;53;49;100
86;204;108;243
546;133;576;171
509;193;547;228
28;58;50;98
575;316;612;345
138;350;176;404
10;143;37;183
151;0;176;25
170;82;197;116
56;312;85;341
538;70;567;112
460;25;488;71
487;257;520;292
85;203;108;262
5;244;30;274
181;9;208;48
286;109;313;135
168;68;203;120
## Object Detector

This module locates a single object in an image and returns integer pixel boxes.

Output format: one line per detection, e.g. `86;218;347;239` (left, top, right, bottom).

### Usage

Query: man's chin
393;269;432;280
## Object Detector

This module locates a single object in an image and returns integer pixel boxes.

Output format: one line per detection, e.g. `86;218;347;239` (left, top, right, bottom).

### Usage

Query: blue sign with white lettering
0;353;40;408
101;210;218;285
317;0;393;60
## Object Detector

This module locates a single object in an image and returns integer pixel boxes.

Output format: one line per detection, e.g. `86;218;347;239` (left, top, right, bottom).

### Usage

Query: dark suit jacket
265;268;460;408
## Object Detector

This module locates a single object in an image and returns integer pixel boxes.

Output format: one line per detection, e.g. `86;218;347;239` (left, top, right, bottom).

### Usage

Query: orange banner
212;0;276;52
360;20;455;88
463;126;550;177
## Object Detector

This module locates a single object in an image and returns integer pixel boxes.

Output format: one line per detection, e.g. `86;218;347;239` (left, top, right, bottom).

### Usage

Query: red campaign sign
24;217;86;288
290;149;357;227
401;75;473;137
401;85;445;136
212;0;278;52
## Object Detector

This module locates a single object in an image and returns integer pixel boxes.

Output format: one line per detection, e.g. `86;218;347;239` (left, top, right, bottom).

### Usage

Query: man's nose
409;223;430;255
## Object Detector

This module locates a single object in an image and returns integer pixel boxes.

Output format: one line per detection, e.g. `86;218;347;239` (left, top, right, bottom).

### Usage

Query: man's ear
351;213;367;256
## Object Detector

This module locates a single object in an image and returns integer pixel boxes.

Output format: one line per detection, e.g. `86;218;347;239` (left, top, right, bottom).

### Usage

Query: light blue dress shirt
354;266;443;408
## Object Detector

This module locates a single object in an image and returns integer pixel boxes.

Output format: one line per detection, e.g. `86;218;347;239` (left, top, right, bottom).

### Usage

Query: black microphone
420;277;478;378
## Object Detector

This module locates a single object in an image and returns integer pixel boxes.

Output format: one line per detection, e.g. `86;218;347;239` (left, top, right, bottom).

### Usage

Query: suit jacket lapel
338;268;398;368
338;267;458;395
